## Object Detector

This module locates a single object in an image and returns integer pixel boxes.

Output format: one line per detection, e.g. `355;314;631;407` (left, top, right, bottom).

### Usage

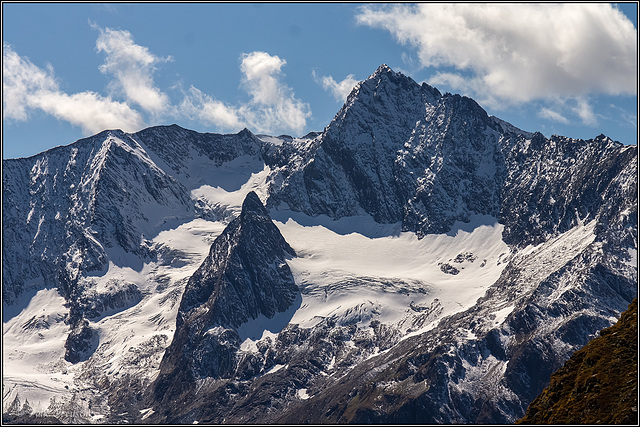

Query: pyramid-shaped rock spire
155;191;298;389
177;190;297;329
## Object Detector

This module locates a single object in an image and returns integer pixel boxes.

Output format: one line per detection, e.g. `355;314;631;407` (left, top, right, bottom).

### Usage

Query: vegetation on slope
517;298;638;424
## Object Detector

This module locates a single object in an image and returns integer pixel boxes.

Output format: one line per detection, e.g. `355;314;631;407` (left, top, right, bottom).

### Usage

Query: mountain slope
2;64;637;424
272;215;636;423
517;298;637;424
2;126;271;418
265;65;510;237
151;191;299;411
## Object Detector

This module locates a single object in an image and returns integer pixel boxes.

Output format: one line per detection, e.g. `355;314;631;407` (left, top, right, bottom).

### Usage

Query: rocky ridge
2;64;637;424
152;191;299;406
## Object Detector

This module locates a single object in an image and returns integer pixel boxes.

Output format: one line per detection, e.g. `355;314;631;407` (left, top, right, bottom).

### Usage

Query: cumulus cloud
239;51;311;133
2;42;144;134
95;27;171;113
312;70;359;102
183;51;311;134
356;3;637;107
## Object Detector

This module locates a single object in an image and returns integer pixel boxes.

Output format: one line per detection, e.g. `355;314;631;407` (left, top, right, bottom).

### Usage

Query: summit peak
370;63;395;79
240;191;269;218
376;63;392;73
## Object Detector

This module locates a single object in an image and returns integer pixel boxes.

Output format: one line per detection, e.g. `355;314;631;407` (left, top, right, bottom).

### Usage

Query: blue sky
2;3;637;159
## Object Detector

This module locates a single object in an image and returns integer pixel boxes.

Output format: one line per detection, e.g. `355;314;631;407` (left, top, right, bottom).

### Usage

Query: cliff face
152;191;299;408
517;298;638;424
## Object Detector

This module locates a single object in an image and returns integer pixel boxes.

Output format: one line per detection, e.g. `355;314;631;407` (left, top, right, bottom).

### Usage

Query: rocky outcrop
152;191;299;407
517;298;638;425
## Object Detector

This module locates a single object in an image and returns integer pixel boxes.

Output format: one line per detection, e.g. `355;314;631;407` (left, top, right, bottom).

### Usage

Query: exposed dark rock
64;318;98;363
152;191;299;405
517;298;638;425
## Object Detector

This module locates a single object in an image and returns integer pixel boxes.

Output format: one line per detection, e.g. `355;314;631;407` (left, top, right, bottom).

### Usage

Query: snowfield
3;172;510;416
275;212;510;332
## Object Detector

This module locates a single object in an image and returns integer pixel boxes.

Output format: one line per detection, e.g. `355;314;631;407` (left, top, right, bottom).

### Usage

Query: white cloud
2;42;57;121
182;51;311;134
356;4;637;106
538;107;569;125
2;42;144;134
573;98;598;126
95;27;171;113
239;51;311;133
312;70;359;102
6;36;309;138
240;51;287;105
30;90;145;135
180;86;243;130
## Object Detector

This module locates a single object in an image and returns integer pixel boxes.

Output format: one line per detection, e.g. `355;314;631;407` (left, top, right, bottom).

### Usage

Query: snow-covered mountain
2;64;637;424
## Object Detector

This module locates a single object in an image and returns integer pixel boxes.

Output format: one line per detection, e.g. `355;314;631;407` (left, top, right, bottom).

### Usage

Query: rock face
2;126;264;364
517;298;638;424
265;65;508;237
152;191;299;407
2;64;636;424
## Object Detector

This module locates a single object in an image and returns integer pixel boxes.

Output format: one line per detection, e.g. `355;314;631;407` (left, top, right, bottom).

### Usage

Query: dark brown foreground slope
517;298;638;424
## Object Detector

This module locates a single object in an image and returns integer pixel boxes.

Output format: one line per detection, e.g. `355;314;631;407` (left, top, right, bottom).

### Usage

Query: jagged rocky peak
266;63;504;234
154;190;298;392
374;62;392;74
2;125;193;305
265;64;446;223
340;63;441;120
177;190;297;328
367;63;441;98
239;190;271;222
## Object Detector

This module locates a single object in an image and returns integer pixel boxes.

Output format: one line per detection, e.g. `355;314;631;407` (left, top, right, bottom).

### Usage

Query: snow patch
297;388;310;400
265;364;285;375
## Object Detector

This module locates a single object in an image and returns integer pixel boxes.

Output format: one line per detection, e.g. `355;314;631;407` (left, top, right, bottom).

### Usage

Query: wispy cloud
183;51;311;134
538;107;569;125
95;26;171;113
2;42;57;121
572;98;598;126
312;70;359;102
2;42;144;134
180;86;243;129
356;4;637;108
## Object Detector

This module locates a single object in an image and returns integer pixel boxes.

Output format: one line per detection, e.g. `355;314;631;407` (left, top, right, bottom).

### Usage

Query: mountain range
2;64;637;423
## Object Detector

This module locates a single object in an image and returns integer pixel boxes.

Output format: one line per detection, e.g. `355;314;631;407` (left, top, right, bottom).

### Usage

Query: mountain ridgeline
2;64;637;424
